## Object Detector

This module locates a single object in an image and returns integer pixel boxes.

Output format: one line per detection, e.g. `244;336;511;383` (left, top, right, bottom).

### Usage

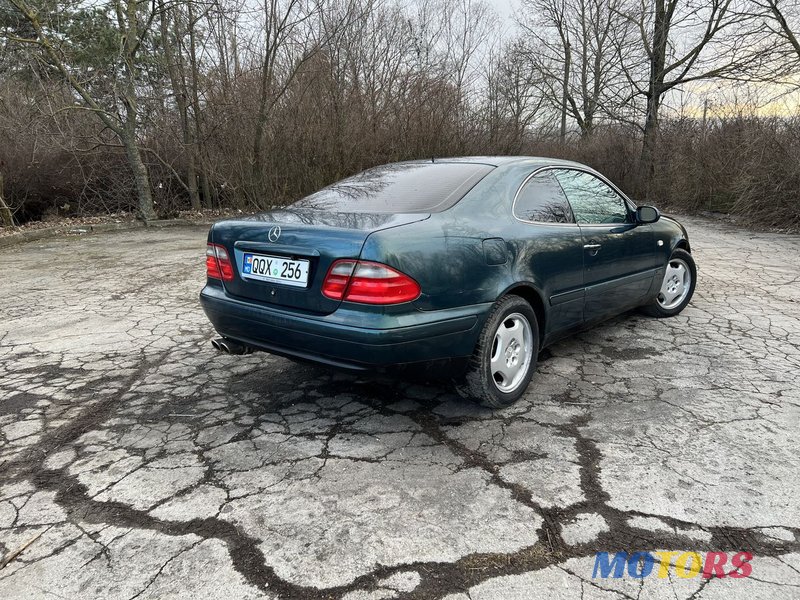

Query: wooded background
1;0;799;228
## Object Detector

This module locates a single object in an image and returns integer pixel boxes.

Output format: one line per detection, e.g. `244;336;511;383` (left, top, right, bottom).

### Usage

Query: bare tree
618;0;766;194
2;0;800;232
0;166;12;226
758;0;800;59
483;37;548;151
158;0;201;210
518;0;634;139
404;0;497;148
250;0;323;198
440;0;496;106
519;0;571;139
3;0;160;220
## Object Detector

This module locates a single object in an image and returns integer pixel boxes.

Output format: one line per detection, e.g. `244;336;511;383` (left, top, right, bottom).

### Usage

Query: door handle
584;242;601;256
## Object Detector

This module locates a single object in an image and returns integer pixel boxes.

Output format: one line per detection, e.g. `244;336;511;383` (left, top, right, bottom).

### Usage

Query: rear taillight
322;260;357;299
206;243;234;281
322;260;421;304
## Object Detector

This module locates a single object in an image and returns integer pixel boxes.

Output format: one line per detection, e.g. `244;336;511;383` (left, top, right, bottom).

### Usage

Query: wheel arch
674;238;691;253
500;283;546;344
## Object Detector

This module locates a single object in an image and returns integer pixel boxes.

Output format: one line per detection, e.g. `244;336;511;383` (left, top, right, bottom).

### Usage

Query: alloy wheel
657;258;692;310
490;312;533;393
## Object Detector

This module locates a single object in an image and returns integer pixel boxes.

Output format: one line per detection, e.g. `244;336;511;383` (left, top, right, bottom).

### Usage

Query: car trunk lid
211;209;429;314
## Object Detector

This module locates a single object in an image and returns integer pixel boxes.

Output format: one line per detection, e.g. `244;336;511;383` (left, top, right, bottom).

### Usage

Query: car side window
513;170;575;224
553;169;630;225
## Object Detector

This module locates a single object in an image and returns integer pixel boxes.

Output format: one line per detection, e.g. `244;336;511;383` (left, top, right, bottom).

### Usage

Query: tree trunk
123;136;157;221
185;147;201;211
186;149;200;210
560;41;571;142
9;0;156;220
200;170;213;209
252;67;270;192
639;0;669;198
186;0;208;209
160;1;201;211
0;172;14;227
251;2;275;196
121;0;156;221
640;91;661;197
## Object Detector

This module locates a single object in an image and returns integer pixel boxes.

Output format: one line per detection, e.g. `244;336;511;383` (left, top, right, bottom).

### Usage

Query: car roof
404;156;590;169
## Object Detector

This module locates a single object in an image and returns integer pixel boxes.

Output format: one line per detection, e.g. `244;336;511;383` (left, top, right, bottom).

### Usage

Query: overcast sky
487;0;517;23
486;0;519;27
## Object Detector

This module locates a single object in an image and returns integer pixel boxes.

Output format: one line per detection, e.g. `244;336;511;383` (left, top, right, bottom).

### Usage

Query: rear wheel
456;295;539;408
640;248;696;317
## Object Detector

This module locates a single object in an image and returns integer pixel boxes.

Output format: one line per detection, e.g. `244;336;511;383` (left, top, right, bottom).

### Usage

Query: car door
512;169;585;336
553;168;655;323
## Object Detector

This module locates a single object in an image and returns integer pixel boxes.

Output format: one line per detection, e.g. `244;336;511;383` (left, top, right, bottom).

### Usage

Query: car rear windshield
292;162;495;213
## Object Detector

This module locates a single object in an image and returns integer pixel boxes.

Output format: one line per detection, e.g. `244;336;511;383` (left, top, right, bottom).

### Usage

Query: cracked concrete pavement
0;218;798;599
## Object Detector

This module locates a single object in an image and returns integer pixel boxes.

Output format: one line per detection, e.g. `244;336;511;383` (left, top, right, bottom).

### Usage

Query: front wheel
456;295;539;408
640;248;697;317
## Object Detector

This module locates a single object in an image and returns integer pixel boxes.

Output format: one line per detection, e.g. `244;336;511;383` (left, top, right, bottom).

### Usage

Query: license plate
241;253;310;287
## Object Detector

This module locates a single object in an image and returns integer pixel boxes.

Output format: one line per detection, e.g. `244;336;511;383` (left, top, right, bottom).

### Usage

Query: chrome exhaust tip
212;337;251;355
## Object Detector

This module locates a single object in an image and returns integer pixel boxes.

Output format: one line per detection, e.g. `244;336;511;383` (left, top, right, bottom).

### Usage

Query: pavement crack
126;538;205;600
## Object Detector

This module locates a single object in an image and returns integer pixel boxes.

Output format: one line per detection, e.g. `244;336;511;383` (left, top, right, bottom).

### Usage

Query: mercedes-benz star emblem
268;225;281;243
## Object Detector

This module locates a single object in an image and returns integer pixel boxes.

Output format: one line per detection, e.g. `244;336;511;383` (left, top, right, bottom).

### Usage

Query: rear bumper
200;285;490;370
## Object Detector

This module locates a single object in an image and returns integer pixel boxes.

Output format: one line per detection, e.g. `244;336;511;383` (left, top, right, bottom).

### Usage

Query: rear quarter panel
358;165;526;311
358;216;492;310
360;162;586;340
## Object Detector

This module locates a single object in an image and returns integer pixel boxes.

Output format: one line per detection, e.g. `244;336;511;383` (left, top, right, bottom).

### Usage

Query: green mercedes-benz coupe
201;157;696;407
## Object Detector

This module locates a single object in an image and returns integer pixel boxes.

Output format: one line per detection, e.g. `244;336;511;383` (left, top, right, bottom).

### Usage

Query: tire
456;295;540;408
640;248;697;318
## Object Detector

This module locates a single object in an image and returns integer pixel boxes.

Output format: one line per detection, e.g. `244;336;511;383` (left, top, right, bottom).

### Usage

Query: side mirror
636;205;660;224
